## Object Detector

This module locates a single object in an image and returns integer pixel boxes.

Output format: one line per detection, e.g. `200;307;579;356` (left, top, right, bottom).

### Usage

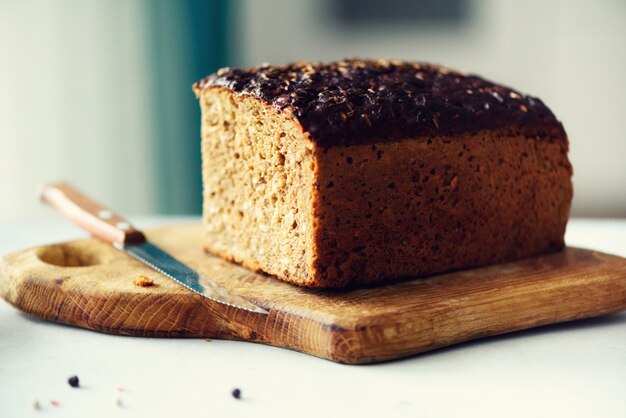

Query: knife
38;182;269;315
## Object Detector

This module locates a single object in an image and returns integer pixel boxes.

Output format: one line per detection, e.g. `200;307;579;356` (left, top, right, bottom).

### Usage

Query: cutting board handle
38;182;146;245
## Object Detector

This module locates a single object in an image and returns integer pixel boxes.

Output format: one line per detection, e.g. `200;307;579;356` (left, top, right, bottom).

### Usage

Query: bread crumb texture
199;89;317;286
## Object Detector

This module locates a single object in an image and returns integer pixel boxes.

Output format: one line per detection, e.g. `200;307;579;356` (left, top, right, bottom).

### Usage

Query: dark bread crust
195;59;563;147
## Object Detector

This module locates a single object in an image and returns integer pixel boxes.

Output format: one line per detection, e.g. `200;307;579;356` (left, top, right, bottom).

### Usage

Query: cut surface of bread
199;88;317;284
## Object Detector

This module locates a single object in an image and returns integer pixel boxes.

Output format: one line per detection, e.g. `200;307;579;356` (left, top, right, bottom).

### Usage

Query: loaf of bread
193;59;573;288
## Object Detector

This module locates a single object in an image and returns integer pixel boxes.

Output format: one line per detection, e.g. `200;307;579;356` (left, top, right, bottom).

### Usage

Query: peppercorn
231;388;241;399
67;375;79;388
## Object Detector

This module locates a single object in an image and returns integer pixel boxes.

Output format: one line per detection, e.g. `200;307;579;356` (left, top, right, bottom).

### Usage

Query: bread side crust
309;126;572;288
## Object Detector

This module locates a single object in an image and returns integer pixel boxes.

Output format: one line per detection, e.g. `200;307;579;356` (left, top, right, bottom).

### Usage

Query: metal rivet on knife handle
38;182;146;245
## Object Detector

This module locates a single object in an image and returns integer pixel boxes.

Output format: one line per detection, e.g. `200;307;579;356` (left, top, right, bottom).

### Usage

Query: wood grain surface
1;223;625;364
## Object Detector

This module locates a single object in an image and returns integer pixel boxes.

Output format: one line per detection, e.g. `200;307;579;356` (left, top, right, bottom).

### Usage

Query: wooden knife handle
38;182;146;245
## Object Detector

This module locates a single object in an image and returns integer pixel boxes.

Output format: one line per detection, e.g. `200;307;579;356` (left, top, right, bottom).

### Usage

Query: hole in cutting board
37;243;103;267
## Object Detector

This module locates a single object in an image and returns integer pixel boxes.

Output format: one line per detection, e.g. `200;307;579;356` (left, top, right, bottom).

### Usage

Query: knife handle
38;182;146;245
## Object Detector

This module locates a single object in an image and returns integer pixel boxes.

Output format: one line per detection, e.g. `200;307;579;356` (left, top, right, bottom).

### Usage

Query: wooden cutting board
1;223;625;364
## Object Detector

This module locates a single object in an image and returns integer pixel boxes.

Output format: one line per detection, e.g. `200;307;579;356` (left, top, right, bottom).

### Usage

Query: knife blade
38;182;268;315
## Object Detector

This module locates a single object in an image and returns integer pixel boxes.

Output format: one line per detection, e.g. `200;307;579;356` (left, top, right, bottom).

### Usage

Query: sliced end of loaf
197;87;318;286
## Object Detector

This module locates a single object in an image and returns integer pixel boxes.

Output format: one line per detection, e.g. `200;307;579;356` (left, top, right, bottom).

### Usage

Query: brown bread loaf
193;59;573;288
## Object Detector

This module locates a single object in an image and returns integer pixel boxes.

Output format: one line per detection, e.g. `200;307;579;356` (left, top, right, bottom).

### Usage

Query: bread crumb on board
133;275;154;287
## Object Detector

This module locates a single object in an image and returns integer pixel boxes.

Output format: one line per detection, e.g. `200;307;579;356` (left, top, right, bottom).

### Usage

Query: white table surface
1;217;625;418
